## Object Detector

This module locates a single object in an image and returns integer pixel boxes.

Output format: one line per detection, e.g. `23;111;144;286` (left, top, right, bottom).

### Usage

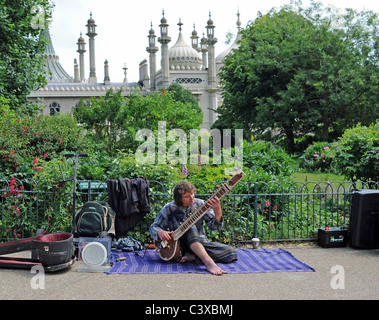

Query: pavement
0;243;378;301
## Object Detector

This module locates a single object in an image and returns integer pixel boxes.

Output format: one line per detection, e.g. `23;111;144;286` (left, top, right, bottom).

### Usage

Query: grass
289;158;347;183
291;171;347;183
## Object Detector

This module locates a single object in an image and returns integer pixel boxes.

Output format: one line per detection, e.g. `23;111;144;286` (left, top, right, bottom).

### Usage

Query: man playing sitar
150;179;240;276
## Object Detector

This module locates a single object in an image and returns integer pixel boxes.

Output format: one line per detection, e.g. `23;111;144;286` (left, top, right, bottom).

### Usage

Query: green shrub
242;140;294;181
299;141;336;172
0;106;89;177
333;122;379;182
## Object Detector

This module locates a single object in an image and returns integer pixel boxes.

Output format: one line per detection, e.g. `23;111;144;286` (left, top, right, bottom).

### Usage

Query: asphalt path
0;244;378;302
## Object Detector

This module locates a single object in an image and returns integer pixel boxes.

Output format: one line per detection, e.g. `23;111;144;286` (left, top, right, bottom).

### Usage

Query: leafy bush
333;122;379;182
242;140;294;181
299;141;336;172
0;105;89;177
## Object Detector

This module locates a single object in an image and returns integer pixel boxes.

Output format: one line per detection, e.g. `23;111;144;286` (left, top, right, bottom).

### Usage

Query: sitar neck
172;170;245;241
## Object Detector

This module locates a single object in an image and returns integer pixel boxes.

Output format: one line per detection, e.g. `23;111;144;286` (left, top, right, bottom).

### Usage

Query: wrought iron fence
1;176;378;243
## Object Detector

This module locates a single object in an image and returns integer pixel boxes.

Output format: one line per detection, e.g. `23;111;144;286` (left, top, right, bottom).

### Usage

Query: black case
318;227;348;248
350;190;379;249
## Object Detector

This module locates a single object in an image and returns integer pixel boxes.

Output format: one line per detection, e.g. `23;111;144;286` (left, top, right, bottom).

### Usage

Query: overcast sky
48;0;379;83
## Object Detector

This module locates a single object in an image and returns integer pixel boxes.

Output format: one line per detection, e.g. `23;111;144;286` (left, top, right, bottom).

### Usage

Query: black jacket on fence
107;178;151;237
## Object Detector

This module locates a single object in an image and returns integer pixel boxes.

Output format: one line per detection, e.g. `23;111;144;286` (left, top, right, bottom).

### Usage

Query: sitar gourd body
155;170;246;262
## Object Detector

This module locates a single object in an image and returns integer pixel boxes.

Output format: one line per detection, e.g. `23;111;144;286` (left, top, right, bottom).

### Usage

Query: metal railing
1;177;378;243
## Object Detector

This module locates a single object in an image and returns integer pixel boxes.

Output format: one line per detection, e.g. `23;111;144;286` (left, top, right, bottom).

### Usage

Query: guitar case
0;232;75;272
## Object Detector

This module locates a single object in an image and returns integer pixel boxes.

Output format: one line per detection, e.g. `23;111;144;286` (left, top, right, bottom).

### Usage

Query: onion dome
41;29;73;83
169;19;202;70
87;12;95;24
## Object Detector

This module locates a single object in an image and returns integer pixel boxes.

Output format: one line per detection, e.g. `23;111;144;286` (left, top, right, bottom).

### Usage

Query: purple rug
106;248;315;274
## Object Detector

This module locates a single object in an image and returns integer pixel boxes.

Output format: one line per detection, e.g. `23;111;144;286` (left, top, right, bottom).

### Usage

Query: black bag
74;201;115;237
113;236;143;252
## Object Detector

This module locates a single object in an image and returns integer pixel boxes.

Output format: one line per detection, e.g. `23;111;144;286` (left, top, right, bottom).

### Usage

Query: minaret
236;9;242;35
146;22;158;91
74;59;80;82
86;13;97;83
104;60;110;84
191;24;200;52
206;12;217;87
123;63;128;83
206;12;218;126
200;32;208;70
158;10;171;89
76;32;86;82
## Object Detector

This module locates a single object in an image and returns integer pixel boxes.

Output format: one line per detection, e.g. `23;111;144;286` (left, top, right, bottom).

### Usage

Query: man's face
181;192;195;207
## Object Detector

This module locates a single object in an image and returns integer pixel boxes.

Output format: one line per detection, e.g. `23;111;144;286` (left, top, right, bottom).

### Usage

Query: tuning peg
224;177;228;181
215;185;219;189
209;190;213;194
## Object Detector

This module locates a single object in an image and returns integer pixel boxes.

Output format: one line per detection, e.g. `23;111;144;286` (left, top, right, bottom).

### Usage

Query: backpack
74;201;115;237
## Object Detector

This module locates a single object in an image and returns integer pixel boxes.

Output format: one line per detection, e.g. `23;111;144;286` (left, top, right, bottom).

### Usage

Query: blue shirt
149;198;223;241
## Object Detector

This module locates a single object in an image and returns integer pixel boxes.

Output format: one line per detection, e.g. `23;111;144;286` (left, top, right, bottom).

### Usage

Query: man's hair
173;181;197;206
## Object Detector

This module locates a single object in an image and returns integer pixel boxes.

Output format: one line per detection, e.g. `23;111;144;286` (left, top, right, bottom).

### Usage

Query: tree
0;0;53;109
74;88;203;156
167;83;202;114
217;1;379;152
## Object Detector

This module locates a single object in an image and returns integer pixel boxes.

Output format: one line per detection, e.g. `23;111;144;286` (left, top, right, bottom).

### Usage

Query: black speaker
350;189;379;249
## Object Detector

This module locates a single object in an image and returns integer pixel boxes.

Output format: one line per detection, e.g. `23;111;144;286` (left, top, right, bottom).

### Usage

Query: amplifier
350;189;379;249
318;227;348;248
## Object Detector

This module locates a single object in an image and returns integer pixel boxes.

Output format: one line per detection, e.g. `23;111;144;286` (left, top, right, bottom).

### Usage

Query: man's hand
207;196;222;221
158;229;173;241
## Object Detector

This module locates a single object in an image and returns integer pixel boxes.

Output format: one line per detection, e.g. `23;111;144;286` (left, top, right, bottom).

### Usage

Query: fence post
253;183;258;238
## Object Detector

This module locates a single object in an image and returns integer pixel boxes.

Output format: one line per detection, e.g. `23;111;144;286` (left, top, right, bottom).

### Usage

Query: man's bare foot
180;252;196;263
204;259;225;276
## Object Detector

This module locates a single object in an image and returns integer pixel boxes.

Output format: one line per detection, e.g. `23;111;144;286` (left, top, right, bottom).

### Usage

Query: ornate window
175;78;203;84
49;102;60;116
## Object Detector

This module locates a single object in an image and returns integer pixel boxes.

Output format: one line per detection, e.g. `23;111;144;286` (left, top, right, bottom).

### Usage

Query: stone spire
200;32;208;70
216;10;242;65
206;12;217;87
146;22;158;90
206;12;218;124
123;63;128;83
191;24;200;52
104;60;110;84
76;32;86;82
86;13;97;83
74;58;79;82
158;10;171;88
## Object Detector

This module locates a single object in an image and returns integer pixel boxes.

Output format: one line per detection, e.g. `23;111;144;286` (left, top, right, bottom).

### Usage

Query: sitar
155;169;246;262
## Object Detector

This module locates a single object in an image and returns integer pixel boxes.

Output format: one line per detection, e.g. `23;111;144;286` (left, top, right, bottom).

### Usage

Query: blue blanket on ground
107;248;315;274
